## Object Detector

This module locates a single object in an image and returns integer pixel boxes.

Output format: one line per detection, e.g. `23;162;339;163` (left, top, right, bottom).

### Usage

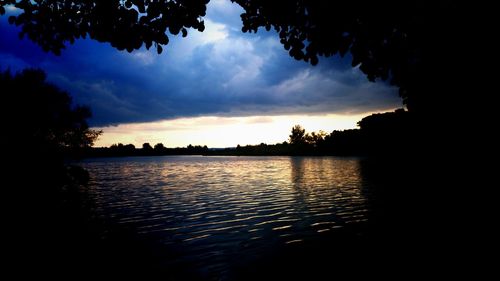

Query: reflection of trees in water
358;157;458;276
291;157;365;196
289;157;368;226
290;157;306;186
357;157;436;259
358;157;419;218
289;157;308;218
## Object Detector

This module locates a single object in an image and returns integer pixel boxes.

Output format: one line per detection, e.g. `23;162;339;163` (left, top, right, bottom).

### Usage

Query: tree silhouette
154;143;165;150
232;0;467;114
289;124;306;146
306;131;326;147
154;142;167;154
2;68;103;274
141;142;153;155
1;0;209;55
2;68;101;160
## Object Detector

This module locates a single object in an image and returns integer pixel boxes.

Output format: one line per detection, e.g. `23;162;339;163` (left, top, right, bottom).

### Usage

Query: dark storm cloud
0;1;401;127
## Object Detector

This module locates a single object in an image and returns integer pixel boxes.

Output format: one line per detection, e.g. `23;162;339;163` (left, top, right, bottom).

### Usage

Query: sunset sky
0;0;400;147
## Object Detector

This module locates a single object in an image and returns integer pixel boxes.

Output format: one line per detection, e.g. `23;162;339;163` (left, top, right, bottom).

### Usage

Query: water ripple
80;156;372;278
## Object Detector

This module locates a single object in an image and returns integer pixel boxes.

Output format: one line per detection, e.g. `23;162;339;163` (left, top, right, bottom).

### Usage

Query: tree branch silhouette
1;0;209;54
1;0;464;113
232;0;463;113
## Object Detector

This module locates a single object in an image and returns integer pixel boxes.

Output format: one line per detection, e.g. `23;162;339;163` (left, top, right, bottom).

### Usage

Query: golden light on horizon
92;112;387;148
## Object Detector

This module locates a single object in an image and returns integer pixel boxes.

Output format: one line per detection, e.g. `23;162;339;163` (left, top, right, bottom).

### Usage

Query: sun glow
93;112;381;148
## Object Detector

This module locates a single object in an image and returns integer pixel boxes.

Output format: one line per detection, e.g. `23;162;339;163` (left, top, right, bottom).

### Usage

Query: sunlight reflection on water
80;156;372;278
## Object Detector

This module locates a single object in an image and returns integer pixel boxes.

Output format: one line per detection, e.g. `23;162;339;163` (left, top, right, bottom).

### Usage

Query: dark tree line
83;109;413;158
207;109;416;156
86;142;209;157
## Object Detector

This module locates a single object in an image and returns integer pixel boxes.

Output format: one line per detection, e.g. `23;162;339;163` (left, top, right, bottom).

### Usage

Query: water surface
80;156;379;279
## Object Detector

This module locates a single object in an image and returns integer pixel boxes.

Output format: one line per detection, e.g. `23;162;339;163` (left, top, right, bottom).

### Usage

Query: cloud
263;67;399;113
195;19;229;45
0;53;30;71
131;51;155;66
4;5;21;15
206;0;246;30
0;1;402;127
245;116;274;124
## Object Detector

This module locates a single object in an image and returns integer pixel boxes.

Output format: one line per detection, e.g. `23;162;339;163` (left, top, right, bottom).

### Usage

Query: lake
79;156;399;279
